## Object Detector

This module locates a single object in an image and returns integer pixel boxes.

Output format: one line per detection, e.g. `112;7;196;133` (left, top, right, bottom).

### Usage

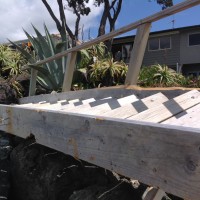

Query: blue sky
0;0;200;43
107;0;200;37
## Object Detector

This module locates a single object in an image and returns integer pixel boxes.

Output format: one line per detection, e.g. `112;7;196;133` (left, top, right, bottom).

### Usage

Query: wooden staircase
1;87;200;200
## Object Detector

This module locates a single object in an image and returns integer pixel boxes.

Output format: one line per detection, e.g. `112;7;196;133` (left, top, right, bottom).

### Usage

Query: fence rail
27;0;200;93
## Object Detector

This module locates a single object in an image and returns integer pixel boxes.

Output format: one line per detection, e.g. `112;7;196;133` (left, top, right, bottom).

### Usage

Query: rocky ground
0;131;12;199
0;131;184;200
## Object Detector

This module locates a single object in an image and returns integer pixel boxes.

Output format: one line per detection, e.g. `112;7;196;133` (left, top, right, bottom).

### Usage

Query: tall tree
156;0;173;9
41;0;91;45
95;0;122;37
42;0;173;46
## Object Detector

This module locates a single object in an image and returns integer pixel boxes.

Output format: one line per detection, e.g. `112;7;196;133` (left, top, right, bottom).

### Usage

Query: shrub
138;64;185;87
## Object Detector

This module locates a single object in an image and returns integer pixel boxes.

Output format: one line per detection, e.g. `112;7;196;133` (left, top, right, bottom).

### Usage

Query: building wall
142;32;180;68
180;28;200;65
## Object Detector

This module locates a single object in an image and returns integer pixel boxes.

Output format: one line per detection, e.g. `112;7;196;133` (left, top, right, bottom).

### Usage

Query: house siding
142;33;180;67
180;28;200;65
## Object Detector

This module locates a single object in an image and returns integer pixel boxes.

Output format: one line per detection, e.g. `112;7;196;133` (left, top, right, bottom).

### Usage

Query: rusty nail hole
164;180;167;184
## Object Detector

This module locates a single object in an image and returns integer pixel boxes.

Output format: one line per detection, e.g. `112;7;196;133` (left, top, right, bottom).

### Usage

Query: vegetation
75;42;127;89
10;24;69;93
0;45;26;77
137;64;200;88
41;0;173;46
0;45;28;100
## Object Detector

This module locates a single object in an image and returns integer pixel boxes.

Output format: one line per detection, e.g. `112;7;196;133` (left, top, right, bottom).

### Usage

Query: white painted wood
128;90;200;123
0;104;200;200
125;23;151;85
29;68;37;96
102;92;168;118
62;52;77;92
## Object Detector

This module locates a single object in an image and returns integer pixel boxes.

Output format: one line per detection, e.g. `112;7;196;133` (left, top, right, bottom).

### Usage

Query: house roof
113;24;200;44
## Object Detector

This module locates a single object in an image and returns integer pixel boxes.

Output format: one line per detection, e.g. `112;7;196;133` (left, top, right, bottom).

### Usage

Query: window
122;44;133;63
187;71;200;77
149;38;159;50
148;36;171;51
160;37;171;49
189;33;200;46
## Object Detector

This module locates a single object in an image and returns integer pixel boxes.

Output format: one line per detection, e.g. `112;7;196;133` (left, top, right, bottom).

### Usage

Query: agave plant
9;24;69;93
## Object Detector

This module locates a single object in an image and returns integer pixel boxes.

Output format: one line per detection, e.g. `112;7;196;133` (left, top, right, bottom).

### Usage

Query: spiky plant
9;24;69;93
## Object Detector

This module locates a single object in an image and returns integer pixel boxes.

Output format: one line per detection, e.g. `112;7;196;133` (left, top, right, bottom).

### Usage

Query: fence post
142;187;166;200
29;68;37;96
62;52;77;92
125;23;151;85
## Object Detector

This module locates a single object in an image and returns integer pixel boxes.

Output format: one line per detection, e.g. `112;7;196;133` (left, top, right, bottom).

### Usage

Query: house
112;25;200;76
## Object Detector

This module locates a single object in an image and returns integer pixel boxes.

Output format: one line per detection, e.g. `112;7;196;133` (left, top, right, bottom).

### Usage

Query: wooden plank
20;0;200;69
0;105;200;200
29;68;37;96
19;87;131;104
102;92;168;118
125;23;151;85
66;94;138;115
19;86;192;105
128;90;200;123
142;187;166;200
62;52;77;92
162;103;200;128
17;97;98;111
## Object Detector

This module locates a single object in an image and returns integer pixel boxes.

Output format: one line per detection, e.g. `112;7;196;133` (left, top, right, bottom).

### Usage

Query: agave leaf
9;24;69;92
44;24;60;77
31;25;56;75
28;64;57;87
44;24;55;55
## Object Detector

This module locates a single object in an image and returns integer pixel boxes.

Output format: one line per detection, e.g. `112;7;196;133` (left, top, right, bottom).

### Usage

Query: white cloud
0;0;103;44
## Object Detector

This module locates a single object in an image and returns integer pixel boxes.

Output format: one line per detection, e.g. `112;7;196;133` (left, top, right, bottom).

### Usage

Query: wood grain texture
19;86;193;105
29;68;37;96
66;94;138;115
0;105;200;200
142;187;166;200
102;92;168;118
62;52;77;92
125;23;151;85
128;90;200;122
162;103;200;128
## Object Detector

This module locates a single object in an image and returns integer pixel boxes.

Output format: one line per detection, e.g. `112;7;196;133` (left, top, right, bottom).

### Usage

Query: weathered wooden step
17;97;103;110
67;94;139;115
128;90;200;123
101;92;168;118
162;103;200;128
